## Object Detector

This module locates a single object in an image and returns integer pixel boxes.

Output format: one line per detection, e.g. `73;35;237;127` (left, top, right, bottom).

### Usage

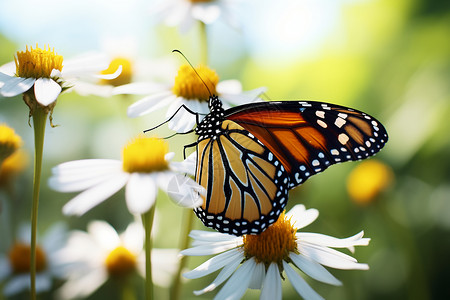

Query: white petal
162;173;204;208
261;263;282;300
122;222;145;253
42;222;68;255
73;81;114;97
56;269;107;300
193;252;244;295
167;102;198;132
94;65;122;80
0;61;15;76
286;205;319;229
62;172;129;216
0;76;35;97
151;248;180;287
127;91;173;118
88;221;120;250
35;273;52;293
216;79;242;94
298;243;369;270
191;3;221;24
297;231;370;253
3;274;30;296
181;239;241;256
0;72;12;86
62;52;110;77
51;159;122;176
189;230;242;244
49;160;123;192
283;261;324;300
0;256;11;280
112;82;169;95
170;151;197;175
183;248;241;279
248;262;265;289
34;78;62;106
214;258;256;300
125;173;157;214
290;253;341;286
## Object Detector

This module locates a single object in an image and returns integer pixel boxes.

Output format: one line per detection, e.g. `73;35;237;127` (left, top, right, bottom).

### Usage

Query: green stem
30;106;48;300
142;205;156;300
170;209;195;300
199;21;208;65
120;278;136;300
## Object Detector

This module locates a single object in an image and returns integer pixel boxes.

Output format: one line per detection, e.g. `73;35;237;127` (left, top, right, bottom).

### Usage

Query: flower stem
199;21;208;65
142;205;156;300
170;209;195;300
121;278;136;300
30;106;48;300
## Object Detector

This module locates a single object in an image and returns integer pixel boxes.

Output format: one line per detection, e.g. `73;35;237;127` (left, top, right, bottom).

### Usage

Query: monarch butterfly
170;95;388;236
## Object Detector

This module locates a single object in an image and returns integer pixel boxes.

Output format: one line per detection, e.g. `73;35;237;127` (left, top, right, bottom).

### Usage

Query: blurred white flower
0;45;120;106
55;220;179;299
0;223;67;297
181;205;370;300
127;63;265;132
49;136;205;216
74;37;178;98
153;0;241;33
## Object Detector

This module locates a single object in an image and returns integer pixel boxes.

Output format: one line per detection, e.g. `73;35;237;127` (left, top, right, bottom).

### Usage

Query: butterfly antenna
172;49;213;97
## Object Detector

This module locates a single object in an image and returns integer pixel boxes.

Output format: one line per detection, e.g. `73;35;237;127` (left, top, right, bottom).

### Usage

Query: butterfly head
208;95;222;111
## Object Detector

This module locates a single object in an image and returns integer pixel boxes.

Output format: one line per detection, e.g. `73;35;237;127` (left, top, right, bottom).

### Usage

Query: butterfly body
192;96;388;236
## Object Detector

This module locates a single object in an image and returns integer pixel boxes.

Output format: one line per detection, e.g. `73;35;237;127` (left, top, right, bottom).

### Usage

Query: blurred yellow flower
347;160;393;205
0;149;29;187
100;57;133;87
0;124;23;164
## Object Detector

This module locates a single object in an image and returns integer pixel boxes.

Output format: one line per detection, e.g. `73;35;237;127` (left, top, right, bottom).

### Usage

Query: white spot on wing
335;117;346;128
338;133;349;145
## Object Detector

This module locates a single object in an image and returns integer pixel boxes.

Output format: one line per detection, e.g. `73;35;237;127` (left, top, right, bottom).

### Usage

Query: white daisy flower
127;63;266;132
0;44;121;106
153;0;241;33
54;220;179;299
74;37;177;98
48;136;205;216
181;204;370;300
0;223;67;297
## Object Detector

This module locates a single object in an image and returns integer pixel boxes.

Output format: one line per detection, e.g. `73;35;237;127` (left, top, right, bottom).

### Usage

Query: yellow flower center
122;136;169;173
0;124;23;164
105;246;137;277
8;243;47;274
101;57;133;87
243;212;297;267
347;160;393;205
0;150;29;187
172;64;218;101
14;45;63;78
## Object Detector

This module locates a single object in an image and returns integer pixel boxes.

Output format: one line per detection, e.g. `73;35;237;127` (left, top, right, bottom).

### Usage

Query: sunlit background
1;0;449;299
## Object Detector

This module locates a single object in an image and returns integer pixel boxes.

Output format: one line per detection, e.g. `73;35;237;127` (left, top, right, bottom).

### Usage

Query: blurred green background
1;0;450;299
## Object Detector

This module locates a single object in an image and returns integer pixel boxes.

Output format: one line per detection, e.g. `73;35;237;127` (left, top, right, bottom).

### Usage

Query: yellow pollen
105;246;137;277
243;212;297;266
0;124;23;164
15;44;63;78
8;243;47;274
347;160;393;205
172;64;218;101
101;57;133;87
122;136;169;173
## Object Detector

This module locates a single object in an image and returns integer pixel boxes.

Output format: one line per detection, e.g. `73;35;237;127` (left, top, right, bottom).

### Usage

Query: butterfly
154;95;388;236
